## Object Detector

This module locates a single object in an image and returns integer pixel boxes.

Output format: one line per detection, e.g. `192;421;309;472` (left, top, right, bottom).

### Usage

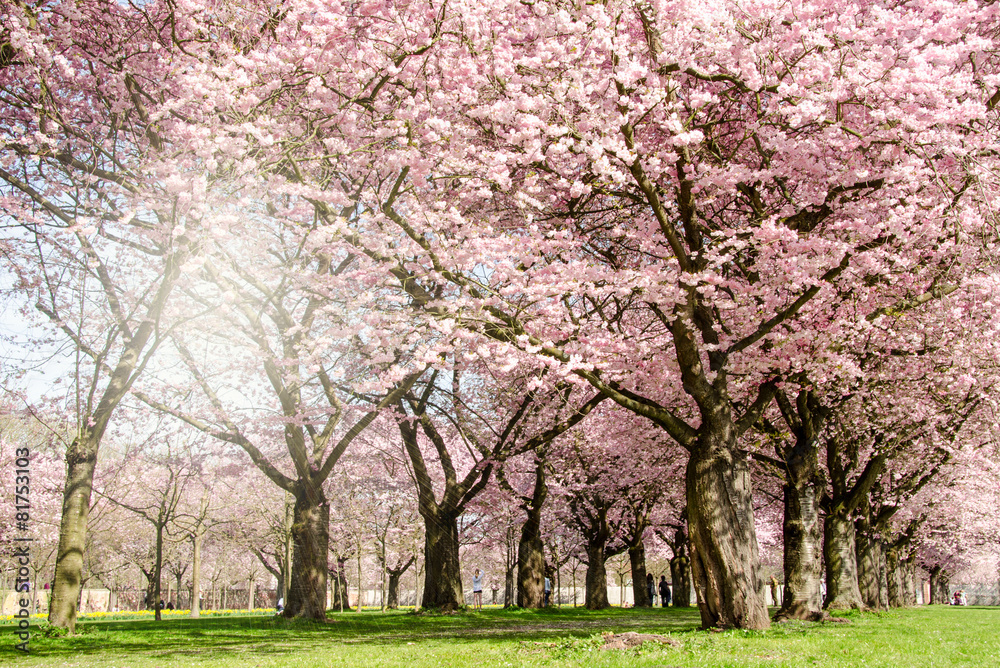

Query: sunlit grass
2;605;997;667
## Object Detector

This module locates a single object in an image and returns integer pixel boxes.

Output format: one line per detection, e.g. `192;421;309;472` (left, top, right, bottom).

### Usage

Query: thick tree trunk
929;565;949;604
902;559;916;606
387;571;402;609
516;456;547;608
629;541;651;608
330;558;350;611
855;519;886;610
175;571;184;609
283;487;330;620
775;479;824;620
670;551;692;607
48;436;98;633
686;433;769;629
385;557;413;609
886;549;903;608
420;510;463;610
584;543;610;610
773;414;826;622
143;573;156;611
823;512;864;610
516;507;546;608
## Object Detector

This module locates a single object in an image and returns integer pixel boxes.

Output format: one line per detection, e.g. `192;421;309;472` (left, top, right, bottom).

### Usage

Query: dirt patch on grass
599;631;680;650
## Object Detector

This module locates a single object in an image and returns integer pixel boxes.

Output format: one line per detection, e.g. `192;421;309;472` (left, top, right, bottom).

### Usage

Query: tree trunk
902;559;916;606
385;557;413;609
629;541;651;607
686;434;769;629
670;551;692;607
773;417;825;622
190;528;203;618
774;477;824;620
823;511;864;610
283;486;330;620
584;543;610;610
154;521;164;621
420;509;463;611
886;549;903;608
47;436;98;633
144;572;156;611
516;508;546;608
504;562;515;608
929;565;949;604
330;558;351;611
855;517;886;610
283;496;293;602
387;570;402;609
248;578;255;610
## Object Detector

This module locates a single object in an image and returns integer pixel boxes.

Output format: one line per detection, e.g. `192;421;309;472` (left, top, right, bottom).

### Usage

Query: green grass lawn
3;605;997;667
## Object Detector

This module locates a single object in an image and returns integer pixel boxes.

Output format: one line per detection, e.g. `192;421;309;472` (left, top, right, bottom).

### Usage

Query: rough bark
629;541;651;608
420;509;464;610
823;512;864;610
929;565;950;604
886;549;904;608
901;559;916;606
330;557;350;611
773;390;826;621
516;458;547;608
855;513;887;610
670;545;692;608
584;543;610;610
775;480;824;620
385;556;415;609
48;436;99;632
283;486;330;620
385;572;402;610
386;571;402;609
686;429;770;629
516;523;546;608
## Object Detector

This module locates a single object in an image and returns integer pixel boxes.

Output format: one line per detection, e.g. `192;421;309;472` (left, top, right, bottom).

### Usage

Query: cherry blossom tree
5;0;1000;633
177;0;1000;628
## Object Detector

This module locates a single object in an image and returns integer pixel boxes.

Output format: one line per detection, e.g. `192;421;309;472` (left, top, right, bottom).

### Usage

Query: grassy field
2;605;997;667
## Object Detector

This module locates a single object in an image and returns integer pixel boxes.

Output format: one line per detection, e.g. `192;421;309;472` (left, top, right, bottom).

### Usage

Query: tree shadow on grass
24;607;703;662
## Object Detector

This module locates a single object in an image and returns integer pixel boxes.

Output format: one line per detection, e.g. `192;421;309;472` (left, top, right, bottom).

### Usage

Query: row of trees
1;0;998;633
3;401;996;620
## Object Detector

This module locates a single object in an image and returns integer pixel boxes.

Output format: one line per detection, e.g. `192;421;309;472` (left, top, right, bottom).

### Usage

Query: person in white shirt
472;568;484;610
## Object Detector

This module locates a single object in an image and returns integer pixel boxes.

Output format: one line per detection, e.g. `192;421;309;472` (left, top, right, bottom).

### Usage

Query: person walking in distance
659;576;671;607
472;568;484;611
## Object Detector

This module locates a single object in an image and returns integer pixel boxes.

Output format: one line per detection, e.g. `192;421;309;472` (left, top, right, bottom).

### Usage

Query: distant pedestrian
544;576;552;607
646;573;656;606
491;583;499;605
166;601;174;611
659;576;671;607
472;568;484;610
276;597;284;613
